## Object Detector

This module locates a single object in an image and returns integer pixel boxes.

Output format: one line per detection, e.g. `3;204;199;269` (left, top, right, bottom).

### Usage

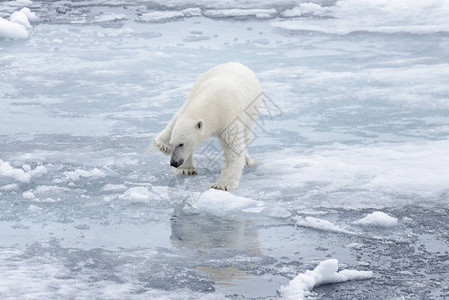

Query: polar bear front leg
212;139;245;191
150;114;178;155
172;156;198;176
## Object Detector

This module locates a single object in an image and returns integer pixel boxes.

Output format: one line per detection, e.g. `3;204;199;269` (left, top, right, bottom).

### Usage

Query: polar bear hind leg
245;151;255;167
243;126;255;167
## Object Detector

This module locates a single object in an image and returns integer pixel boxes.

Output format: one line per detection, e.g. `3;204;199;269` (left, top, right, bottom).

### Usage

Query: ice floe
0;161;46;183
353;211;399;227
280;259;373;300
294;216;356;235
63;168;106;181
0;6;36;39
272;0;449;34
193;189;265;214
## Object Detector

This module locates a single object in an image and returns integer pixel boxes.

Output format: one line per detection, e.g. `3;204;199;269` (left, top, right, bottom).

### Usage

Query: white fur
151;62;262;191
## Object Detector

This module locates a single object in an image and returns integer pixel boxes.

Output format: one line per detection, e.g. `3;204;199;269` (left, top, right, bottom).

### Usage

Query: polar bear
151;62;262;191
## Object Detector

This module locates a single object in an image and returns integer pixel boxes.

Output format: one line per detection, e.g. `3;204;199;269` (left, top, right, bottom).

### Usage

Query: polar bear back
181;62;262;134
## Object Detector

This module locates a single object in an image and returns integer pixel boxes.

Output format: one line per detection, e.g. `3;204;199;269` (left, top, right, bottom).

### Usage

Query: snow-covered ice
10;11;31;28
0;17;29;39
280;258;373;300
294;216;357;235
1;0;448;299
0;5;36;39
354;211;399;227
193;189;265;214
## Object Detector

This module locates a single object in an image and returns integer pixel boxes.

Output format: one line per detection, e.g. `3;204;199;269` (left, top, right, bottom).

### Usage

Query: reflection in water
170;210;261;254
196;266;251;287
169;207;262;291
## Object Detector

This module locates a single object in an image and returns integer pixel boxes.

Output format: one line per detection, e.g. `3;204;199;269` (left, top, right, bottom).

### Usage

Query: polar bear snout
170;146;185;168
170;157;184;168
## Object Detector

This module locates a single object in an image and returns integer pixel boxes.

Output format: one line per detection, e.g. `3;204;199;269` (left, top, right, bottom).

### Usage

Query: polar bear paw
245;157;255;167
172;168;198;176
150;139;172;155
211;180;238;191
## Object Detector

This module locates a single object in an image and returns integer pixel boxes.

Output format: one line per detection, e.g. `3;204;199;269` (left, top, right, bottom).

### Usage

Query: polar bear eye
178;143;184;147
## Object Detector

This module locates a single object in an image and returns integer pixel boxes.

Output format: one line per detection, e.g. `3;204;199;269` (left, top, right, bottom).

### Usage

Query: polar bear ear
197;119;203;130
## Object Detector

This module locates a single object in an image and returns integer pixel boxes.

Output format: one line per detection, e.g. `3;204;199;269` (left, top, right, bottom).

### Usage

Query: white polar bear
151;62;262;191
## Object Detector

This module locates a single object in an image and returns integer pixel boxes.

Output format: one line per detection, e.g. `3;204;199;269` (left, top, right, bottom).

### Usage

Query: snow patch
102;184;127;192
353;211;398;227
282;3;332;17
0;7;36;40
259;140;449;206
28;205;42;212
63;168;106;181
193;189;265;214
28;165;47;177
280;259;373;300
95;13;126;22
272;0;449;34
20;7;37;21
23;191;35;199
0;184;19;191
0;161;32;182
122;187;157;203
34;185;70;194
7;0;33;6
33;197;59;203
138;8;200;23
0;17;28;39
204;8;277;18
10;11;31;29
294;216;356;235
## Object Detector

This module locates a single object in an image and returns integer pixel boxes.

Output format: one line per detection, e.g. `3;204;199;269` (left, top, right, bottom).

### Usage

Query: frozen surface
353;211;398;227
1;0;449;299
280;258;373;300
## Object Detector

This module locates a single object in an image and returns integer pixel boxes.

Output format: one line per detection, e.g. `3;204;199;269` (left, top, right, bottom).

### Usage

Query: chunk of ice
23;191;35;199
0;17;28;39
193;189;265;214
10;11;31;29
353;211;398;227
280;259;373;300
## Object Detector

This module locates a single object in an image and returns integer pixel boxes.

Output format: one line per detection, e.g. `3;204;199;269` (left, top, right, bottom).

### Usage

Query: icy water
1;0;449;299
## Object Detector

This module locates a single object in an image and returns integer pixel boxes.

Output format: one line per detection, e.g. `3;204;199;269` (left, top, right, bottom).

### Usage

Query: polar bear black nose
170;158;184;168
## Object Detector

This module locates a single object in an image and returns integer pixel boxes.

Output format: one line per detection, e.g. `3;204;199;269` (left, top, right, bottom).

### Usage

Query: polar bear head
169;117;204;168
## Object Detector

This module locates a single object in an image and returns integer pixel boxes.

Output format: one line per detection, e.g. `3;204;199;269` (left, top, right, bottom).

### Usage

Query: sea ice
294;216;356;235
102;183;127;192
271;0;449;34
193;189;265;214
138;11;187;23
121;186;157;203
95;13;127;22
0;160;31;182
19;7;37;21
10;11;31;28
28;204;42;212
22;191;35;199
280;259;373;300
0;17;29;39
281;3;332;17
0;5;37;39
0;184;19;191
203;9;277;19
353;211;399;227
63;168;106;181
